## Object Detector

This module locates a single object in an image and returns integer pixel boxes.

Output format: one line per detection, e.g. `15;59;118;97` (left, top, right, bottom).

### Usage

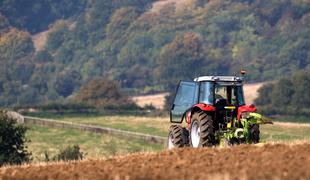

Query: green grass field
25;115;310;162
48;115;170;137
34;115;310;141
26;125;163;162
260;123;310;142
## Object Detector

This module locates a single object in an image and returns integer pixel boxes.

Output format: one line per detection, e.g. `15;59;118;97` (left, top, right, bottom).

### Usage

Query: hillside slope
1;0;310;107
1;143;309;179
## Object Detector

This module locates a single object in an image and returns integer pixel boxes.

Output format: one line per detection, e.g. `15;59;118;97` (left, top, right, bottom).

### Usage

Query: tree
0;110;31;166
291;70;310;108
255;70;310;115
0;28;34;61
36;50;53;63
46;24;69;51
155;32;204;90
0;13;9;30
119;65;152;88
75;79;131;107
105;7;140;41
271;78;294;106
0;0;87;33
2;0;310;108
54;71;81;97
254;83;274;106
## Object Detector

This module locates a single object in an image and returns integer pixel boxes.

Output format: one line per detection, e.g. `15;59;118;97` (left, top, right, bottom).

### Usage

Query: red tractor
168;75;272;149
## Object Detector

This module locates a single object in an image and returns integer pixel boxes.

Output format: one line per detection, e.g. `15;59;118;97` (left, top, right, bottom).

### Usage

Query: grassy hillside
1;0;310;107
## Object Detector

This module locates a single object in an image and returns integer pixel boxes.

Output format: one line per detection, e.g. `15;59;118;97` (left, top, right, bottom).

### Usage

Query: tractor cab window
214;83;245;106
199;82;214;105
174;82;198;106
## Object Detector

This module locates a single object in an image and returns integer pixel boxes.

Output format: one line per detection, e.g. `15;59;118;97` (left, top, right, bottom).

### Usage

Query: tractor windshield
214;82;245;106
199;81;245;106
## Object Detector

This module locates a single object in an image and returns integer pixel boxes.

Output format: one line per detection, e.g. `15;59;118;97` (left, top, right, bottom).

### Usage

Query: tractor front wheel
190;111;215;148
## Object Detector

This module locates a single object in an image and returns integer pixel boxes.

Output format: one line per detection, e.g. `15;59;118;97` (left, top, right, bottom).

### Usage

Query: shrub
0;110;31;166
56;145;85;161
75;79;134;108
143;104;156;111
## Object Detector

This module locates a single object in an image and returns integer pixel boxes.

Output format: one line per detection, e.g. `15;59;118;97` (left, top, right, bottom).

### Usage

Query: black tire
167;125;189;149
250;124;260;144
190;111;215;147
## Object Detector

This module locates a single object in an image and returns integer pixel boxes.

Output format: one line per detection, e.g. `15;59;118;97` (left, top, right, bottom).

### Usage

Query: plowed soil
1;143;309;180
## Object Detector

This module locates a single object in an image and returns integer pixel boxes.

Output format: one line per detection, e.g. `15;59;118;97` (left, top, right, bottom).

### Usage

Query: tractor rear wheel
190;111;215;148
250;124;260;144
167;125;189;149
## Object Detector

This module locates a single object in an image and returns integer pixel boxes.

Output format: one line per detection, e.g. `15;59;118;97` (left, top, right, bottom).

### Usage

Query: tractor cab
198;77;245;107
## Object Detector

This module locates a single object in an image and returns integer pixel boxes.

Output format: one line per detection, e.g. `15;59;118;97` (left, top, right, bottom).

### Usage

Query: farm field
1;142;309;179
26;125;163;162
46;115;310;142
22;114;310;164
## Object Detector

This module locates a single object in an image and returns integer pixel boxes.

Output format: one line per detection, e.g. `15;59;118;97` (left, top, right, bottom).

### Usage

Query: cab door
170;81;199;123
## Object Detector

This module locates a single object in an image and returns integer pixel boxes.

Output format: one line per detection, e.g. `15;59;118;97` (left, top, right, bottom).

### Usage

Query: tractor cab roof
194;76;243;83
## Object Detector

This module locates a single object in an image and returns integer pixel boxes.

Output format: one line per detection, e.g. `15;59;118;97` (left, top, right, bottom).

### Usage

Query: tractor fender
238;105;257;120
186;104;216;126
193;103;216;112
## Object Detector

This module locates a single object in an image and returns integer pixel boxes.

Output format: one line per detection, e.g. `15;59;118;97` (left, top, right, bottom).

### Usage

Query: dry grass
132;93;169;109
150;0;192;13
31;30;50;52
243;82;265;104
273;121;310;128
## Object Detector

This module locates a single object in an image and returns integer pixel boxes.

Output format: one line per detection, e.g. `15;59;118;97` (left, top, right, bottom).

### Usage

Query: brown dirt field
1;143;309;180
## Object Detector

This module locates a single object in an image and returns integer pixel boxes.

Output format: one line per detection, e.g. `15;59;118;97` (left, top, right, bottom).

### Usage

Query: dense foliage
1;0;310;107
74;79;134;108
0;110;30;166
255;70;310;116
0;0;87;33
